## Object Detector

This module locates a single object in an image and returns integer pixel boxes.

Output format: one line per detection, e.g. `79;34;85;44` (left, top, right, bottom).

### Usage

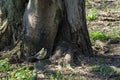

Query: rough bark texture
51;0;93;64
0;0;93;64
0;0;27;50
0;0;27;61
64;0;93;56
23;0;60;57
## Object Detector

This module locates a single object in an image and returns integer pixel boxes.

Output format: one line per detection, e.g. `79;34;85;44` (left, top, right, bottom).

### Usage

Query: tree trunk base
49;41;80;66
0;41;25;63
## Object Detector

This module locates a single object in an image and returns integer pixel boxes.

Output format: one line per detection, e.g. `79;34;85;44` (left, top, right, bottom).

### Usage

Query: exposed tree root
50;41;79;66
0;20;11;50
0;41;25;63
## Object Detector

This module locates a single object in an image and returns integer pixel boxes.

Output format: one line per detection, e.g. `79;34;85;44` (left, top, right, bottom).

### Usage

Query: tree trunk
50;0;93;64
23;0;60;58
0;0;93;63
0;0;27;61
56;0;93;55
0;0;27;48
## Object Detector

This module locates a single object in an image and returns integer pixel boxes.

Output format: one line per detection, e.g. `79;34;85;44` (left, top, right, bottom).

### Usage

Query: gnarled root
0;41;25;63
50;41;79;67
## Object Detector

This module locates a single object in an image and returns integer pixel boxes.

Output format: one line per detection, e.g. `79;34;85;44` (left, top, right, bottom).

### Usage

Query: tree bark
51;0;93;64
0;0;93;63
56;0;92;53
23;0;60;57
0;0;27;61
0;0;27;50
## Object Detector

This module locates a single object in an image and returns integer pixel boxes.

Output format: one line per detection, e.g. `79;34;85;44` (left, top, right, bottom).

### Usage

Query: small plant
0;58;13;72
49;70;65;80
85;0;89;5
91;64;113;75
0;58;34;80
87;8;97;21
8;67;34;80
108;28;120;39
50;75;55;80
89;31;109;41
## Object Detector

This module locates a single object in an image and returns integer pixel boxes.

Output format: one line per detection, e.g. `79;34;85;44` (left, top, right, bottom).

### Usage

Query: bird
27;48;47;62
35;48;47;60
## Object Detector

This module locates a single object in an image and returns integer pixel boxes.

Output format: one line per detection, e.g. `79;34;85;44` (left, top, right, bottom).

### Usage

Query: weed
91;64;113;75
107;28;120;39
85;0;89;6
0;58;13;72
87;8;97;21
0;58;34;80
49;70;65;80
89;31;109;41
8;67;34;80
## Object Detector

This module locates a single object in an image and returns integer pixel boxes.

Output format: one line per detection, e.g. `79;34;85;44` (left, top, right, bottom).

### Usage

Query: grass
91;64;113;75
87;8;97;21
89;28;120;42
7;67;34;80
0;58;34;80
0;58;66;80
103;0;120;11
85;0;89;6
107;28;120;39
91;64;120;77
0;58;13;72
49;70;65;80
89;31;109;41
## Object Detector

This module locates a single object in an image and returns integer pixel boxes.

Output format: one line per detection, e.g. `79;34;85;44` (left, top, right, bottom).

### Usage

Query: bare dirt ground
35;0;120;80
87;0;120;56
